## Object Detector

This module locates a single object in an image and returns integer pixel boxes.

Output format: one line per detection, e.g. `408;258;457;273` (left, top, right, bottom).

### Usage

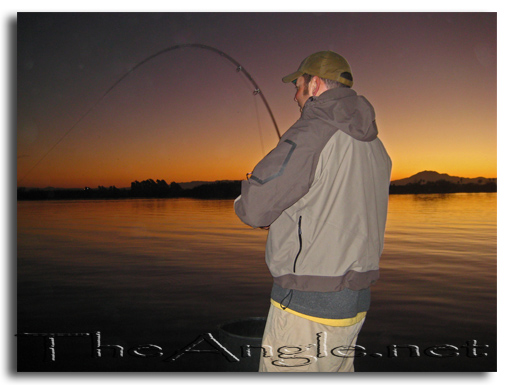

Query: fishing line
18;43;282;185
252;92;266;157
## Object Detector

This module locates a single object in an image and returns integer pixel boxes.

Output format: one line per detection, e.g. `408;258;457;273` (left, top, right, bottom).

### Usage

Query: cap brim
282;70;303;83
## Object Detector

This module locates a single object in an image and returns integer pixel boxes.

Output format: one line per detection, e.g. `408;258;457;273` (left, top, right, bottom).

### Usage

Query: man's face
294;75;312;112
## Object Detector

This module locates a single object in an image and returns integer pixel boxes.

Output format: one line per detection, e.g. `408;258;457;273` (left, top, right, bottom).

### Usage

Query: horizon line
18;170;498;191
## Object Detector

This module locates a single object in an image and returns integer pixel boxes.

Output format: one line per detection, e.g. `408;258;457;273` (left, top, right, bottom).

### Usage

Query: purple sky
17;12;497;188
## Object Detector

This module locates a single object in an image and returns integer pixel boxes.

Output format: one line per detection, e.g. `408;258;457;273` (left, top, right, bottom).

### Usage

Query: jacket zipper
293;216;303;273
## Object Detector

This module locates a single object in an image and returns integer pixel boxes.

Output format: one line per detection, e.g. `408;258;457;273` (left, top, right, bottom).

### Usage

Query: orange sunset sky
17;12;497;189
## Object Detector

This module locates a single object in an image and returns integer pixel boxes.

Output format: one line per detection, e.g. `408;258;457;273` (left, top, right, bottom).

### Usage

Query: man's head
283;51;353;111
282;51;353;87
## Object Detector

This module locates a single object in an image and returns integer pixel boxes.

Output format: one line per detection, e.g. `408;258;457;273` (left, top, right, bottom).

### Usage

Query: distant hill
391;171;496;186
389;171;496;194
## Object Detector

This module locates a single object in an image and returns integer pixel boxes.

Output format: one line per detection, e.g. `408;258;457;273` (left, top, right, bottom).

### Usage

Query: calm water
17;193;496;372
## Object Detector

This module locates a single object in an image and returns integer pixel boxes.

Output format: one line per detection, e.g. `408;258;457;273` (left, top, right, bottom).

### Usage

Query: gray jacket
235;87;392;293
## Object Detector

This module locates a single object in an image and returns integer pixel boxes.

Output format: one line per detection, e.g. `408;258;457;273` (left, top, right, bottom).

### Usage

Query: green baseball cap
282;51;353;87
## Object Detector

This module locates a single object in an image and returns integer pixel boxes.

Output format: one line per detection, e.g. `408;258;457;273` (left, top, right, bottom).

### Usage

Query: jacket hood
302;87;378;142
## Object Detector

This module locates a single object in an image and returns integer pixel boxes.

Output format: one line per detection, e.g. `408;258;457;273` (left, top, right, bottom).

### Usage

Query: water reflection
17;193;496;371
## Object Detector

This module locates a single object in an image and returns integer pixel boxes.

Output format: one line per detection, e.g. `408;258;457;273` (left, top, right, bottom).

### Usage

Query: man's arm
234;124;325;228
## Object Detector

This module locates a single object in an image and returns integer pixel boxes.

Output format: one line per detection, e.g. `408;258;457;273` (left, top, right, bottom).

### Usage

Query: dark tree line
389;180;497;194
130;179;183;198
17;179;242;200
129;179;241;198
17;178;496;201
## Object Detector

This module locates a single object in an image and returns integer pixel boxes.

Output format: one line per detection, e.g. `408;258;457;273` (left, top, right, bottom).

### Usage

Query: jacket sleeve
234;126;323;228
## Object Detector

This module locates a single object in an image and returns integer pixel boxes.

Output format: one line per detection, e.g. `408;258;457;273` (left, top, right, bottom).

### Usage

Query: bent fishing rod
19;43;281;185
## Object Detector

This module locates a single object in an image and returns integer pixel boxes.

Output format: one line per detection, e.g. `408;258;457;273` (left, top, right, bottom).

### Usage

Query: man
234;51;392;372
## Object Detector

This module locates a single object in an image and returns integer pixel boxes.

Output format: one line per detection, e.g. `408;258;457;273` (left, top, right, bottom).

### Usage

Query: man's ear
310;76;321;96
